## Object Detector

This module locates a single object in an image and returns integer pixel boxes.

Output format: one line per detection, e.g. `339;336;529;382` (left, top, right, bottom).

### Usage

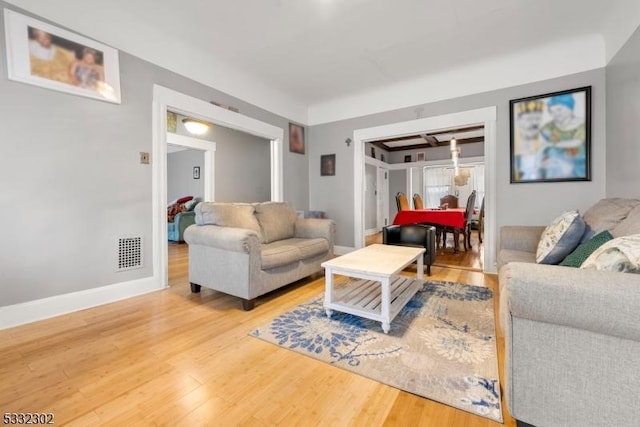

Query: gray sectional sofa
184;201;335;310
498;198;640;427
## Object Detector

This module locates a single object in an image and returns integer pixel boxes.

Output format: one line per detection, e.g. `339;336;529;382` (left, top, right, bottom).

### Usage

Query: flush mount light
182;118;210;135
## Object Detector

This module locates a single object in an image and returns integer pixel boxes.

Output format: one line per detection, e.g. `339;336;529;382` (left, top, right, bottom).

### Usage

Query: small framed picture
320;154;336;176
4;9;121;103
510;86;591;183
289;123;305;154
404;155;412;163
416;152;426;162
193;166;200;179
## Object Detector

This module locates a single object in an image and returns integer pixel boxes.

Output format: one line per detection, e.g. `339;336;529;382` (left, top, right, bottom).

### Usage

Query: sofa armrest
500;262;640;342
499;226;545;253
294;218;335;241
184;224;261;253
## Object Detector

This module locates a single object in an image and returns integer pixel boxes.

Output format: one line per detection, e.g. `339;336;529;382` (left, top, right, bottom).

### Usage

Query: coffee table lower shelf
325;276;424;333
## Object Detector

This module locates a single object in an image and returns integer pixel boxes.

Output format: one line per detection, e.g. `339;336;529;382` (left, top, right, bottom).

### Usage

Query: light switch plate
140;152;150;164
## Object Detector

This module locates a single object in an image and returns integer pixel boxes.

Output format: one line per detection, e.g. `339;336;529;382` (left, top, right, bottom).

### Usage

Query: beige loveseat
184;202;335;310
498;198;640;427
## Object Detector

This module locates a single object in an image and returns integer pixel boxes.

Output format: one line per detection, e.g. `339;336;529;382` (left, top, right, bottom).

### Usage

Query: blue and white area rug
250;280;503;422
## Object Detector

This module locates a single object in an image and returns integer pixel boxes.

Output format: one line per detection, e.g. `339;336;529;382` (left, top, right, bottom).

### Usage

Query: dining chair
462;190;477;250
478;197;485;244
439;194;459;209
412;193;423;210
438;194;458;246
396;192;410;211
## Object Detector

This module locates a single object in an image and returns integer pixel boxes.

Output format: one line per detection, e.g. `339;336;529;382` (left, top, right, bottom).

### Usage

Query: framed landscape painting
509;86;591;183
3;9;121;103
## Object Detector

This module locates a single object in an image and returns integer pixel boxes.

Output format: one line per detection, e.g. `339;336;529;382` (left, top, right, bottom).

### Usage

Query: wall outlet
140;152;150;164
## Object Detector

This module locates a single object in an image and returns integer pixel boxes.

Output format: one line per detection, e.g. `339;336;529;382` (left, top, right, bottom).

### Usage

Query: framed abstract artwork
510;86;591;183
4;9;121;103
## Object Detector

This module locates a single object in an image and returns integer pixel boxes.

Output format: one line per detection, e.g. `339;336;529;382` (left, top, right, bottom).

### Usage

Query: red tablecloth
392;208;466;229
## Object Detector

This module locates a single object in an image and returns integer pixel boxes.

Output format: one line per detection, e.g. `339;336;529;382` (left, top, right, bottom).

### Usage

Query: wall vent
116;236;143;272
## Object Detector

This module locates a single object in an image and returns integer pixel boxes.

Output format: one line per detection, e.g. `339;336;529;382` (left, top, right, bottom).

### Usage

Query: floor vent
116;236;143;272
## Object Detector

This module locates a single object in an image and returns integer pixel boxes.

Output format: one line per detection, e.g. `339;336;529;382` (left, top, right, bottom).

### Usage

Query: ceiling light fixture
182;118;210;135
450;136;461;175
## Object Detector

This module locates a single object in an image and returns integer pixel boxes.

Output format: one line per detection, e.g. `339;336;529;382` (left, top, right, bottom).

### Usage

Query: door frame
167;133;216;202
152;85;284;287
353;106;498;272
376;165;389;230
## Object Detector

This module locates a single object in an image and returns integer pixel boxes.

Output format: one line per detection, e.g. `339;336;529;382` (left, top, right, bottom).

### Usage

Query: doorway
353;106;497;273
152;85;284;288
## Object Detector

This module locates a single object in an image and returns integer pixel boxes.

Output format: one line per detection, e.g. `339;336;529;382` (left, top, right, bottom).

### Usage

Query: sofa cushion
280;238;329;259
255;202;297;243
261;242;301;269
195;202;262;234
536;210;585;264
581;198;640;241
580;234;640;273
560;230;613;267
611;205;640;238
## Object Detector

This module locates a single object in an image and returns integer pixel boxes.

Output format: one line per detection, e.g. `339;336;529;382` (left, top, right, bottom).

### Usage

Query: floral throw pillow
536;210;585;264
580;234;640;273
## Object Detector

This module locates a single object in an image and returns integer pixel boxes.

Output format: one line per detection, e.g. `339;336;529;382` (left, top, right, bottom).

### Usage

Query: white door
377;167;389;229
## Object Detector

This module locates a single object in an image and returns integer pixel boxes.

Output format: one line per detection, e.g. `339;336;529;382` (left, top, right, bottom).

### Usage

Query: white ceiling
5;0;640;124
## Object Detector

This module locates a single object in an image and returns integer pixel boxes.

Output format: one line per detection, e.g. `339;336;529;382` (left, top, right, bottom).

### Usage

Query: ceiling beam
373;136;484;152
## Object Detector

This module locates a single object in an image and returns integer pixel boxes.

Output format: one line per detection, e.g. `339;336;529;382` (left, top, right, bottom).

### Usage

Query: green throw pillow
560;230;613;267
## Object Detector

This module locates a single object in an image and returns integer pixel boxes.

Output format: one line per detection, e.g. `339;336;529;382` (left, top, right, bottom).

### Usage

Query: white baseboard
333;245;356;255
365;228;380;236
0;276;165;330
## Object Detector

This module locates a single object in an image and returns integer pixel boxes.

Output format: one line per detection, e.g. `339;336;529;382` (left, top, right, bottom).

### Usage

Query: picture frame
289;123;305;154
193;166;200;179
4;9;121;104
371;147;376;158
416;152;426;162
509;86;591;183
404;155;412;163
320;154;336;176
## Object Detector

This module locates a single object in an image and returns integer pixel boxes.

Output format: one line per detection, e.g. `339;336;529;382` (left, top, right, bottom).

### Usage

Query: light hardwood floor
367;229;484;271
0;243;515;426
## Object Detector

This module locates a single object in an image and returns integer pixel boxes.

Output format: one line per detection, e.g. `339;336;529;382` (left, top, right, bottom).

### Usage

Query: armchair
383;224;436;275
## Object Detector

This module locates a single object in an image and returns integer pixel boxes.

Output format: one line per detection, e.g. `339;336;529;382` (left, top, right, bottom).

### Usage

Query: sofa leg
190;282;201;293
242;298;256;311
426;264;431;276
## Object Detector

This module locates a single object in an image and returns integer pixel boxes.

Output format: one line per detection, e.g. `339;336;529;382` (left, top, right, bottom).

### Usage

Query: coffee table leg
324;267;333;317
381;277;390;334
417;255;424;280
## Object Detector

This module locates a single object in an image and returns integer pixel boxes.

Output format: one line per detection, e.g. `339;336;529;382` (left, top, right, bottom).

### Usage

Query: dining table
392;208;466;252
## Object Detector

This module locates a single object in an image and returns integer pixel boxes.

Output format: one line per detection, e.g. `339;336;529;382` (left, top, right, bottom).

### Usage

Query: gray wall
606;26;640;198
211;126;271;203
309;69;607;248
172;115;271;203
167;149;205;202
0;2;308;306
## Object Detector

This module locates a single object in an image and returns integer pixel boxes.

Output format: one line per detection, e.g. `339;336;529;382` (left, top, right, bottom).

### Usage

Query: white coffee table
321;244;426;333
